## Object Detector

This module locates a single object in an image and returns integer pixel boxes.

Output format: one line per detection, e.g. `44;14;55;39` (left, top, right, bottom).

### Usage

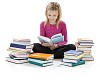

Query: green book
62;60;85;67
28;61;53;67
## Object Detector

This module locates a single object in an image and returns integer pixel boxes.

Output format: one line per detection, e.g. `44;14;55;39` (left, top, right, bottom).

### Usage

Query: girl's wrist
54;44;59;47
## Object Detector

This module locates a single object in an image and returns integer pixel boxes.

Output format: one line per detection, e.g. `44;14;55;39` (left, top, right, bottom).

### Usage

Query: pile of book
6;38;33;64
76;38;94;61
61;50;85;67
28;53;54;67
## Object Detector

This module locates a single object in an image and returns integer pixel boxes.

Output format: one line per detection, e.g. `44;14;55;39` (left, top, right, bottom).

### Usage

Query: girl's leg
32;43;53;54
53;44;76;59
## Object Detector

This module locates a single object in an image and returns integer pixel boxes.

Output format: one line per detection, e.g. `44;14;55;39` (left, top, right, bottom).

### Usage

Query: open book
38;33;64;44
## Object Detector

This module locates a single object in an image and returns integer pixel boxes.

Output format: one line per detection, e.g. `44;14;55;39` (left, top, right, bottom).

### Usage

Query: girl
32;2;76;59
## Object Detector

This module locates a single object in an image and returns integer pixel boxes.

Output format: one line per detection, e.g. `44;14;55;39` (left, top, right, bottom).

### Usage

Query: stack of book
6;38;33;64
76;38;94;61
28;53;54;67
61;50;85;67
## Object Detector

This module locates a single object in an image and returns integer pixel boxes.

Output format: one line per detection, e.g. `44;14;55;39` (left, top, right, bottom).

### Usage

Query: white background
0;0;100;84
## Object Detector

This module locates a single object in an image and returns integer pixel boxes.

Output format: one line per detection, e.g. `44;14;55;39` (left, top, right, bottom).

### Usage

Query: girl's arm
57;22;68;46
40;21;46;36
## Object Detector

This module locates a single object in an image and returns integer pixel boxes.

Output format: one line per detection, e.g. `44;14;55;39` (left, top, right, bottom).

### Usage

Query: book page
38;36;51;43
51;33;62;39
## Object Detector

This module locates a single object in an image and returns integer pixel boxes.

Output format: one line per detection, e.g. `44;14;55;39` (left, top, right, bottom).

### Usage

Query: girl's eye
53;15;56;17
48;15;51;16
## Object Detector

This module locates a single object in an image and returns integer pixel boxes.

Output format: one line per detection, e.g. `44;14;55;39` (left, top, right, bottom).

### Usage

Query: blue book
64;50;83;56
10;43;32;49
38;33;64;43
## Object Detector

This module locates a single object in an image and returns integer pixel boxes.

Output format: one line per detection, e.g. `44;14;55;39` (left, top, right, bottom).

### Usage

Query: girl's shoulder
59;21;66;25
40;21;45;25
40;21;47;27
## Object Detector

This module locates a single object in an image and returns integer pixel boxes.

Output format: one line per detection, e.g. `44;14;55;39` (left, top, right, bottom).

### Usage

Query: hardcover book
64;50;84;56
28;58;53;64
6;57;28;64
28;61;53;67
61;60;85;67
64;54;84;60
29;53;54;60
10;43;32;49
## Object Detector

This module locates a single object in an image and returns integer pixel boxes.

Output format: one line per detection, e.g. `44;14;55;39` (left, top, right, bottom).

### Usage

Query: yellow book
64;54;84;60
77;38;93;42
83;50;91;53
29;53;54;60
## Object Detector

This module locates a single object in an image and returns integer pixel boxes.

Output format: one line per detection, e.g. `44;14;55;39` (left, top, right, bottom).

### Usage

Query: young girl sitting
32;2;76;59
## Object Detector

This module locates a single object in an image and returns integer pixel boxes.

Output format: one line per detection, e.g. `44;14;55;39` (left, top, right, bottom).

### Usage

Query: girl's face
47;10;58;24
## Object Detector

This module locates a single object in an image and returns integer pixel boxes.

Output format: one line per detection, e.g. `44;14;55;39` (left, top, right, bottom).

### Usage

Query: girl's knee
70;44;76;50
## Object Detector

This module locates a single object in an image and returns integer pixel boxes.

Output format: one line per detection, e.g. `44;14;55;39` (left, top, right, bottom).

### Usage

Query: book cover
29;53;54;60
64;50;84;56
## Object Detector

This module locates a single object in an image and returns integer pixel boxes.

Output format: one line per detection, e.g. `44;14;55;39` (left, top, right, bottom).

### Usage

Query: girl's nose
50;16;54;19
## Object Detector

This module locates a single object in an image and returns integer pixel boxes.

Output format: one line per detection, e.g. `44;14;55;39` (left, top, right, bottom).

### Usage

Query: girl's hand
42;43;53;47
50;44;59;50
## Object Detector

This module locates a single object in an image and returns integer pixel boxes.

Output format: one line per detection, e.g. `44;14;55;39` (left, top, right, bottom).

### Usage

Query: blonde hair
45;2;62;27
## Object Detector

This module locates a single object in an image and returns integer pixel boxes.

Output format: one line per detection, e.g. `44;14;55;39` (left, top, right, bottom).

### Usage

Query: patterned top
40;21;68;46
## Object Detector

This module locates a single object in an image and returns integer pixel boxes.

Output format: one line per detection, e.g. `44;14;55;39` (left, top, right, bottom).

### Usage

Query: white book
83;54;92;58
77;47;91;50
79;43;94;46
13;38;31;45
13;38;31;42
62;58;80;63
10;52;29;55
6;57;28;64
9;54;29;58
13;41;31;45
8;47;31;52
82;57;94;61
78;38;93;43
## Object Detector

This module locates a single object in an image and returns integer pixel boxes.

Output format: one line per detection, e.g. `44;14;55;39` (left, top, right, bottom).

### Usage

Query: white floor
0;47;100;84
0;0;100;83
